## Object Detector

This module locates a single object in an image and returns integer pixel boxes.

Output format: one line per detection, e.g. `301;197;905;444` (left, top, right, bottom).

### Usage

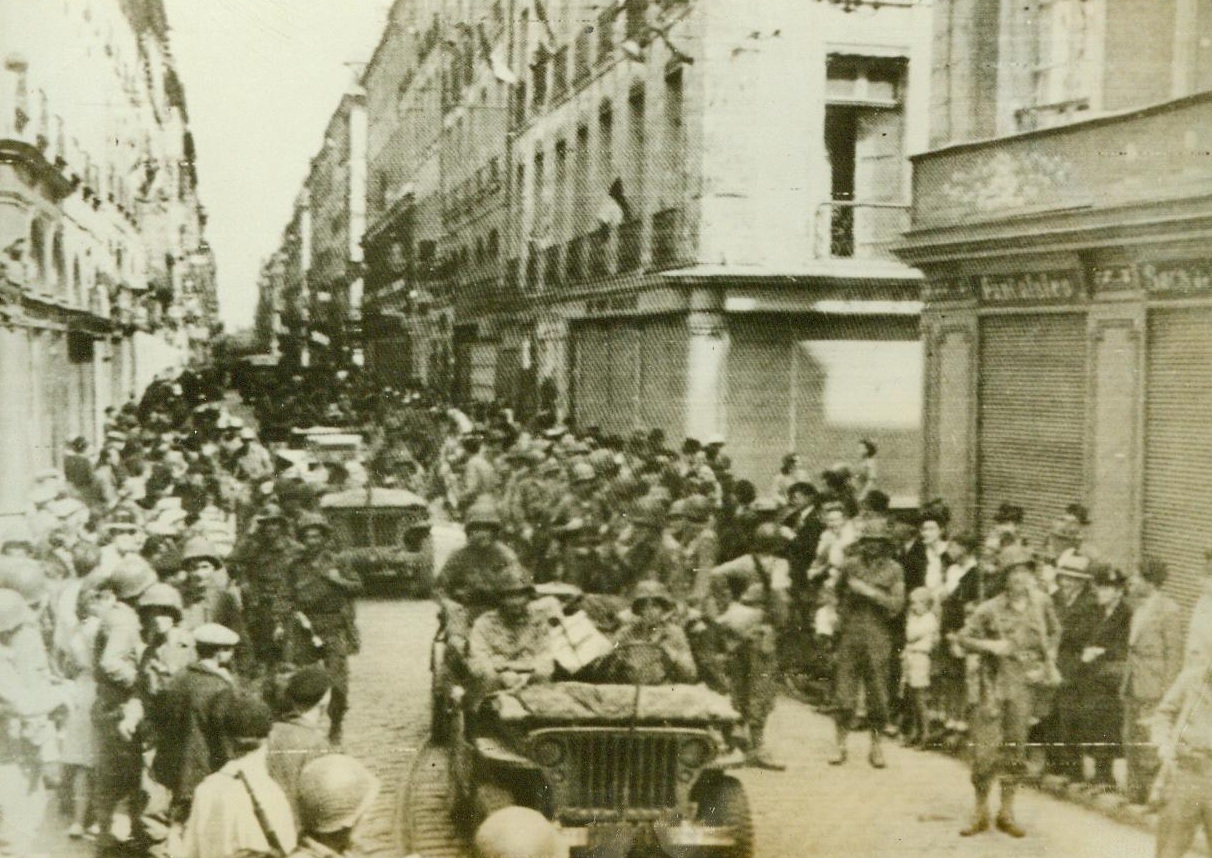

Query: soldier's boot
995;782;1026;838
828;722;848;765
960;781;992;837
868;730;886;769
746;725;786;771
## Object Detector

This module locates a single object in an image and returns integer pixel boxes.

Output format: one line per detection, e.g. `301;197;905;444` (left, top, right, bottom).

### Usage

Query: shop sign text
979;271;1081;303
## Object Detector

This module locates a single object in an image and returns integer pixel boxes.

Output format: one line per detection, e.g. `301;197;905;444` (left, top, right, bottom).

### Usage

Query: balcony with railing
543;244;562;288
587;224;611;278
814;200;911;263
565;235;586;283
650;208;683;270
617;218;642;272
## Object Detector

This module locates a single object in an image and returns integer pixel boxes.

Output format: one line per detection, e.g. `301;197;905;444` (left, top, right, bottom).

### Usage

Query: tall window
824;56;907;259
1022;0;1100;128
660;68;685;206
627;86;645;217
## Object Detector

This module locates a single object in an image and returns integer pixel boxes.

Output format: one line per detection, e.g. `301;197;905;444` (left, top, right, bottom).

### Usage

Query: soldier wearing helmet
706;523;791;770
675;495;719;611
501;449;558;581
436;498;531;653
467;570;553;701
829;518;906;770
612;581;697;685
599;500;679;598
291;754;380;857
177;536;246;657
93;554;159;855
136;582;195;700
227;502;302;667
286;512;362;745
550;460;610;539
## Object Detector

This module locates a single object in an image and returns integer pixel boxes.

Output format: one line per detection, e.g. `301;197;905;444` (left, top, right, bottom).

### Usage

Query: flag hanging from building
477;23;518;84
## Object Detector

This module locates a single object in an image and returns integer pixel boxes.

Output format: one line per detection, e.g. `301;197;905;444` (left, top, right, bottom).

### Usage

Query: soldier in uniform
92;556;158;857
1151;656;1212;857
680;495;720;609
466;572;554;701
708;523;792;769
228;503;300;670
437;498;529;647
502;450;557;581
612;581;697;685
551;461;610;537
829;519;905;769
287;513;363;745
955;561;1060;839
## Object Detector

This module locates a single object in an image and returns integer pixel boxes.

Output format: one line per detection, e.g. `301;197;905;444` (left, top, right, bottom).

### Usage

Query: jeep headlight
678;737;712;768
532;737;565;767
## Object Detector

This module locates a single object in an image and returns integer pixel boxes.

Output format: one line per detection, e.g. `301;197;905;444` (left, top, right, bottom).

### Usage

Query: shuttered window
1143;309;1212;613
978;315;1087;545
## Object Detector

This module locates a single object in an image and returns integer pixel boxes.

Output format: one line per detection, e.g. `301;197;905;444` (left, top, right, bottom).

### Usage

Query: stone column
1088;303;1145;569
684;287;727;443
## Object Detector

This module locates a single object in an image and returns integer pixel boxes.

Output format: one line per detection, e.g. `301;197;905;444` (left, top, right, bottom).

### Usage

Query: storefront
899;92;1212;612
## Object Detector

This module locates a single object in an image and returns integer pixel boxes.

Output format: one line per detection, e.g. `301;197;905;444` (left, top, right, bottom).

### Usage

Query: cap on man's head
285;664;332;711
193;622;240;648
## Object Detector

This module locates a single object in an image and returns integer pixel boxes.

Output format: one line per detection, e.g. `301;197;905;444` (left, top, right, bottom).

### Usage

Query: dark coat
1070;599;1132;745
1054;586;1101;682
150;662;236;810
782;506;823;589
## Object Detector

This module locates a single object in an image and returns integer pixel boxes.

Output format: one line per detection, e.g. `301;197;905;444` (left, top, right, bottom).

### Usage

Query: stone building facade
352;0;933;500
898;0;1212;607
0;0;215;514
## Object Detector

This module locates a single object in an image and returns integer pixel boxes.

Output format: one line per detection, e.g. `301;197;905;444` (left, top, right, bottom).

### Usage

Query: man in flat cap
151;623;241;826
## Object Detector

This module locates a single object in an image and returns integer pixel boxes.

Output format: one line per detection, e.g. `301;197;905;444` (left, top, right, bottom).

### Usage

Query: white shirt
181;746;297;858
923;541;949;593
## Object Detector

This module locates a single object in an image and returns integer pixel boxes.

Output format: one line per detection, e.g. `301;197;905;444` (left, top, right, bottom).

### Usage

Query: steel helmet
108;556;158;601
181;537;223;567
464;499;503;530
570;461;597;484
137;582;184;615
631;580;675;612
297;754;380;834
474;805;567;858
0;557;48;606
0;589;30;634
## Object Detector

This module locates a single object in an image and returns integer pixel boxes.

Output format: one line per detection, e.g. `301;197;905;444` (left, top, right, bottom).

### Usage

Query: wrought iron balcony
617;218;642;272
814;200;910;262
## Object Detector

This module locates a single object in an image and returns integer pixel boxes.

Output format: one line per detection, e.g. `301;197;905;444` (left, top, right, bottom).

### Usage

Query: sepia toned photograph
0;0;1208;855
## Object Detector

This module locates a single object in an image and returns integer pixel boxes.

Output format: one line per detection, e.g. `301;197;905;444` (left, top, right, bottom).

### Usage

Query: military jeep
448;679;753;858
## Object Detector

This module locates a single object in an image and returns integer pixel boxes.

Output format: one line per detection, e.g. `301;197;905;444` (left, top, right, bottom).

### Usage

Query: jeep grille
563;732;679;811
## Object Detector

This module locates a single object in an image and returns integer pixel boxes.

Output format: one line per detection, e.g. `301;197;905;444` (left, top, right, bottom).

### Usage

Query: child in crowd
901;587;940;746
